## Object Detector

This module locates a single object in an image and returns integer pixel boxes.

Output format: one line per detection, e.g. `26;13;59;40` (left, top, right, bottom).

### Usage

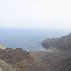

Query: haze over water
0;28;70;51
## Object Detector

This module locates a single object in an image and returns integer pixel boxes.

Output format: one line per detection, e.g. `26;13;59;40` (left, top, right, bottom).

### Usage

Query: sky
0;0;71;30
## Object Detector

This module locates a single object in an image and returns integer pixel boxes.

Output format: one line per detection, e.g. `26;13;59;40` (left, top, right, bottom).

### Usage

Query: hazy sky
0;0;71;30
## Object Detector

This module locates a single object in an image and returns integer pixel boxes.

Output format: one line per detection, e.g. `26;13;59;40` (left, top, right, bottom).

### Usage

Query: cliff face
42;33;71;51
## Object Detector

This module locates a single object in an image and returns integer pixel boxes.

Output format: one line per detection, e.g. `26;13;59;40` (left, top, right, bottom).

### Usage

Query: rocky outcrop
42;33;71;51
0;48;36;71
0;48;30;64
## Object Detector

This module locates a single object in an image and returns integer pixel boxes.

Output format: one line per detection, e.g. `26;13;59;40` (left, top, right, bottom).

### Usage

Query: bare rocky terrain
0;33;71;71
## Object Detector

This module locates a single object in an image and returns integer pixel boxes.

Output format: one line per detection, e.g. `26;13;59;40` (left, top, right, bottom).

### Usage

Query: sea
0;28;70;51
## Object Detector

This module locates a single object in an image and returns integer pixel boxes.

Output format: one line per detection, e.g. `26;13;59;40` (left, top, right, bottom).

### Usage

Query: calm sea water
0;28;70;51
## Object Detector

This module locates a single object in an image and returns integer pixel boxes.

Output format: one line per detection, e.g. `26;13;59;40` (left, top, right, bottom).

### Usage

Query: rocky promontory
42;33;71;51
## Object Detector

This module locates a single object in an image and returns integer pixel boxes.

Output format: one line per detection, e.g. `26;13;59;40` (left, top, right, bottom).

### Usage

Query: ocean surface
0;28;70;51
